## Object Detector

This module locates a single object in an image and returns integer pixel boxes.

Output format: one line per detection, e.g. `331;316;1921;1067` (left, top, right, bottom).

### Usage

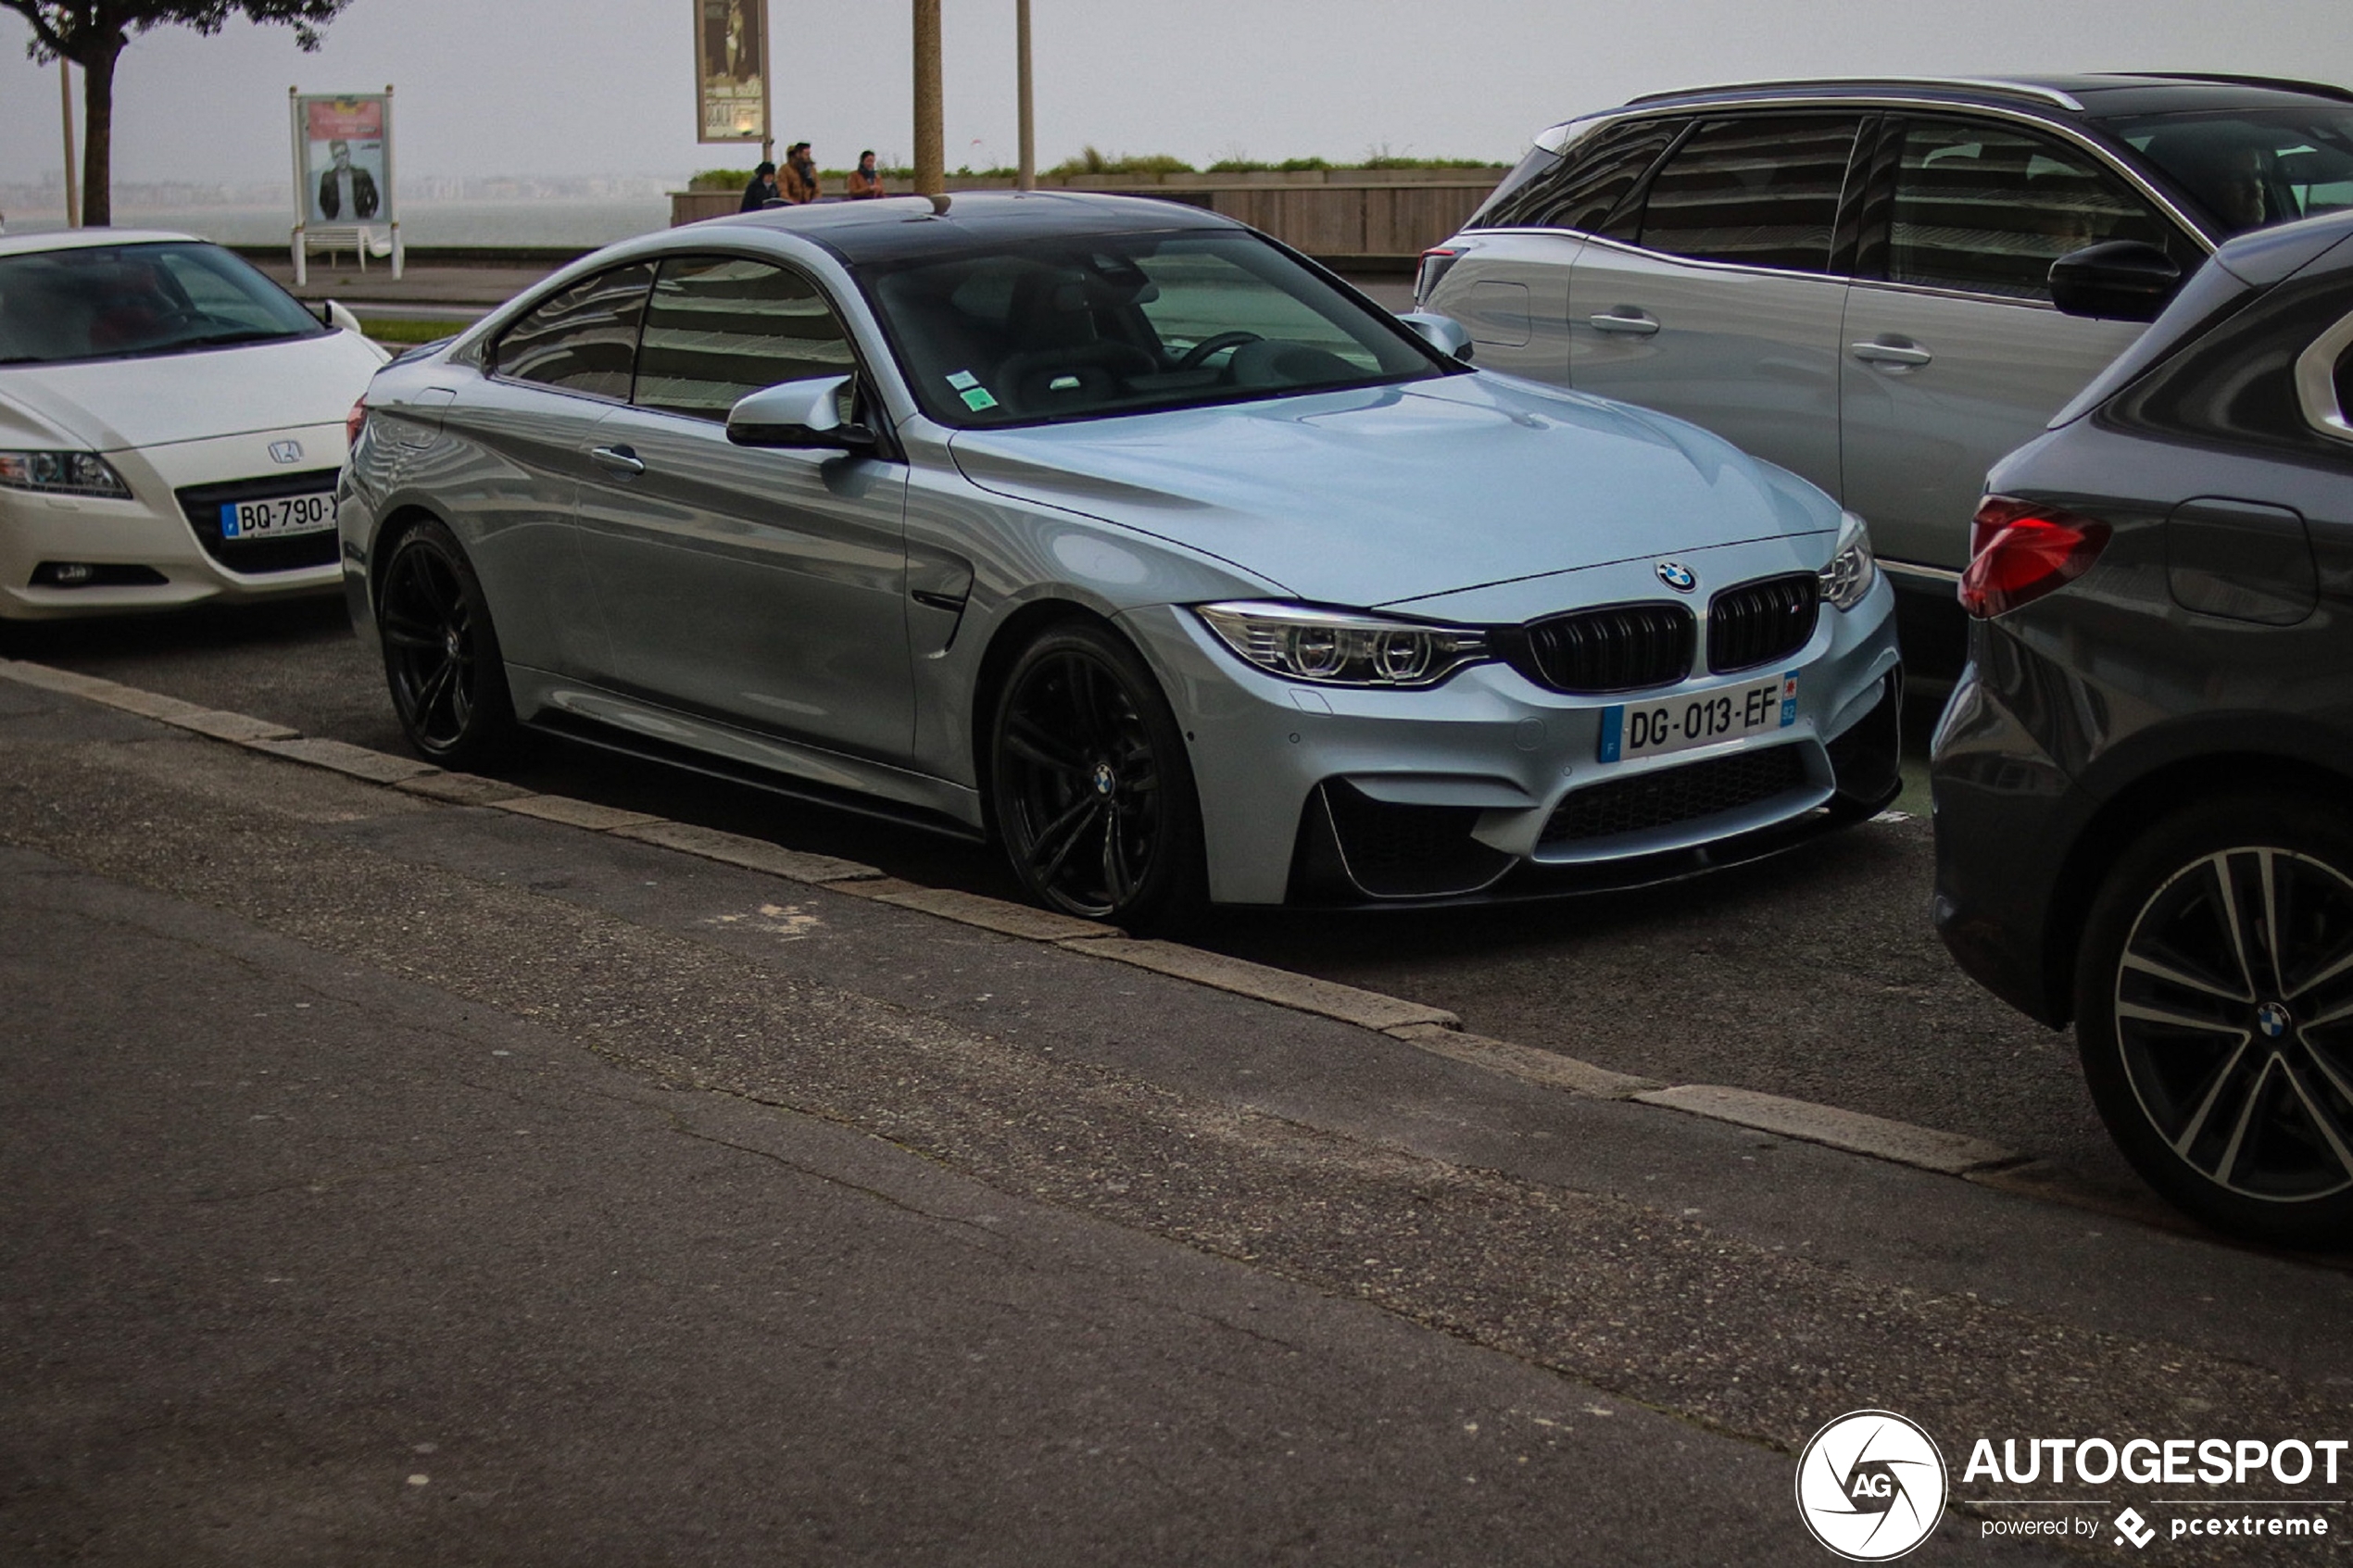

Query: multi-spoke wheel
988;621;1204;930
377;518;518;768
2077;792;2353;1246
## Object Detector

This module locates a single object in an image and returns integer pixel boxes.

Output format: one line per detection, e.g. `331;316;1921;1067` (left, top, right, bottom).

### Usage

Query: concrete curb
1633;1084;2024;1175
1067;938;1458;1033
611;819;884;885
0;656;2179;1230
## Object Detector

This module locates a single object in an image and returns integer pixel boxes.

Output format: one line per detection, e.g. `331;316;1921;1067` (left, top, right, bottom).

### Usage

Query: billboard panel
294;94;393;228
695;0;768;144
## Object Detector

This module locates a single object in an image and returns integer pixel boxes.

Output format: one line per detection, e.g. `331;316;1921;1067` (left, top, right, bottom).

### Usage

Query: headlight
0;451;132;498
1819;509;1877;611
1195;601;1490;688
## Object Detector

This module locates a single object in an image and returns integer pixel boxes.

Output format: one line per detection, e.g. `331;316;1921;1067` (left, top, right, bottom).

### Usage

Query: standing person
739;160;779;212
846;150;887;199
783;143;820;204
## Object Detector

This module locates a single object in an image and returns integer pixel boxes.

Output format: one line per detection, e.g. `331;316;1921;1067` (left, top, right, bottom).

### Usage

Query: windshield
0;241;326;366
861;229;1450;428
2108;107;2353;237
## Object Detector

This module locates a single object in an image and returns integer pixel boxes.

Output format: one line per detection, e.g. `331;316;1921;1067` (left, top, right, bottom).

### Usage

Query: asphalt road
9;671;2349;1564
7;596;2133;1198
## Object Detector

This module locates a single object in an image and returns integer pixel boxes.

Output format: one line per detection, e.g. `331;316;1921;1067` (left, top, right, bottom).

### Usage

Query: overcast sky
4;0;2349;190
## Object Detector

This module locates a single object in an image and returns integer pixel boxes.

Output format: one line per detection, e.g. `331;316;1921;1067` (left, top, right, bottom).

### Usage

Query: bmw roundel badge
1655;559;1697;593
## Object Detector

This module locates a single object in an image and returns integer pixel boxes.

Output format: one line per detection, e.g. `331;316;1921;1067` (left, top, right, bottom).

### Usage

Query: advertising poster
694;0;768;143
295;94;393;229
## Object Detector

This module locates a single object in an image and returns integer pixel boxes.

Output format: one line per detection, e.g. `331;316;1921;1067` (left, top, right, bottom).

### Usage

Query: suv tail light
1957;495;2112;619
345;395;368;449
1415;246;1463;304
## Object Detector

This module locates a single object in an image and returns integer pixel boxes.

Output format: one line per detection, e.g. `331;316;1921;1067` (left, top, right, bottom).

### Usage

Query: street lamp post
59;59;80;228
912;0;943;199
1015;0;1034;192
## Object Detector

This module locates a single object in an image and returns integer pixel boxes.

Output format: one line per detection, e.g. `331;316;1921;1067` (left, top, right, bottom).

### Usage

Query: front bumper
1122;571;1902;906
0;424;347;621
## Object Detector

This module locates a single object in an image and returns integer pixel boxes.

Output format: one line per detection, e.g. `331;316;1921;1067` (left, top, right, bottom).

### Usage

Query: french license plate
220;493;335;539
1598;671;1798;763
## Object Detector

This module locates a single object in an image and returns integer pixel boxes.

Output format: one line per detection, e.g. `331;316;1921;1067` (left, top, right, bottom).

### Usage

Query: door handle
590;444;646;476
1589;311;1661;336
1851;339;1933;369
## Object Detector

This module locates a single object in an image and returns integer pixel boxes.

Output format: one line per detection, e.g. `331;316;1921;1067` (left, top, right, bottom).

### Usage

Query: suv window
1881;119;2175;301
1633;114;1863;272
494;263;654;397
2108;107;2353;237
1476;118;1685;232
634;256;858;421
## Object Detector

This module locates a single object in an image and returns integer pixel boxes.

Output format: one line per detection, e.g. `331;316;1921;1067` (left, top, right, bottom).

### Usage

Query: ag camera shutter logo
1795;1410;1948;1561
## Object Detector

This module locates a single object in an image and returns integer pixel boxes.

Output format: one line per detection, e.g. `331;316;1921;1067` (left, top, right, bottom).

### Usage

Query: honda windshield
0;241;326;366
861;229;1453;429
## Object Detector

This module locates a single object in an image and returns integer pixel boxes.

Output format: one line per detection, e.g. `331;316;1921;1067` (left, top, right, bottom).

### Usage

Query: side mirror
725;375;874;449
1397;310;1475;363
2049;242;2182;323
317;299;364;334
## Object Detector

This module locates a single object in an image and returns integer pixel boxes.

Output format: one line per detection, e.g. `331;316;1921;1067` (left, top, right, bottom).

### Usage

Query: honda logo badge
269;440;304;465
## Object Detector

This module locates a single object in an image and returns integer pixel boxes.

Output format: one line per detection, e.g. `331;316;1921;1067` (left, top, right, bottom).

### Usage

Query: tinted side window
1635;115;1862;272
634;257;857;420
2116;271;2353;461
1884;119;2173;300
1476;118;1684;232
494;263;653;397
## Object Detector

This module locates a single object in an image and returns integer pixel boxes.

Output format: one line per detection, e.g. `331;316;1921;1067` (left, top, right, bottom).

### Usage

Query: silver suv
1419;73;2353;632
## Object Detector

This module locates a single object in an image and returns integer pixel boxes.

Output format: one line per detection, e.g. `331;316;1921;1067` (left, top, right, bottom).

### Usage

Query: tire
375;518;520;770
988;621;1206;931
2074;789;2353;1248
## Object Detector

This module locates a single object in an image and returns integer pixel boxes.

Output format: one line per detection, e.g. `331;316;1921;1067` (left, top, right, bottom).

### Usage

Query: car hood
0;331;385;453
946;372;1840;607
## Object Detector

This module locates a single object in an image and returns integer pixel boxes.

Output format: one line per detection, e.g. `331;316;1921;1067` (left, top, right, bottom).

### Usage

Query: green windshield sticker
946;370;978;390
960;385;1000;411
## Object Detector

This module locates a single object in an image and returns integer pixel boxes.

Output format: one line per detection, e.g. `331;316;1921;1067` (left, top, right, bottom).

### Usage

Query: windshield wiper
165;329;308;351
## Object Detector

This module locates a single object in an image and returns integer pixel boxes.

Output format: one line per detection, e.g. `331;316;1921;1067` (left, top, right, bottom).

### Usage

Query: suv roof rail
2104;71;2353;105
1622;76;2086;112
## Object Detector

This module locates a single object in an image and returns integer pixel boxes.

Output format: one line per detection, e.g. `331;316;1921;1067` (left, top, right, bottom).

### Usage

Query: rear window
1633;115;1863;273
0;242;325;366
2108;107;2353;236
1473;118;1684;233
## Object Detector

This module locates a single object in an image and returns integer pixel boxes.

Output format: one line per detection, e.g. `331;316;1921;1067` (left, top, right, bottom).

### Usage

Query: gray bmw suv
1420;74;2353;655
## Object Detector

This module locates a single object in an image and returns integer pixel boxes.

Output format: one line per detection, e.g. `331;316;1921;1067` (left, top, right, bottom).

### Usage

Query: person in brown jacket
846;150;887;200
781;143;820;204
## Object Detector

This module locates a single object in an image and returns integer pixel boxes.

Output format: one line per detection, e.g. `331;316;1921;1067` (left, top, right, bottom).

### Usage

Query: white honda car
0;229;387;621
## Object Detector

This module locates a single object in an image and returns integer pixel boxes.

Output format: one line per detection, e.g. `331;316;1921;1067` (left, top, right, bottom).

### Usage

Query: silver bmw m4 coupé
340;193;1900;927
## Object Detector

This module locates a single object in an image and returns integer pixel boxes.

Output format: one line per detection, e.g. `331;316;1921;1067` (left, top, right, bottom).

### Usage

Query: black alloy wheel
2076;791;2353;1247
377;518;518;769
989;622;1204;929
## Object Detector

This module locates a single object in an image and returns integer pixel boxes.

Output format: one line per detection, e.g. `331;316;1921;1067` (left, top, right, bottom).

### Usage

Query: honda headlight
0;451;132;498
1818;509;1878;611
1195;601;1490;688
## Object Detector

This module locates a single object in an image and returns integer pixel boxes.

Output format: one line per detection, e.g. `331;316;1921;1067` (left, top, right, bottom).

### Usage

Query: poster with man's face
296;95;392;227
695;0;766;142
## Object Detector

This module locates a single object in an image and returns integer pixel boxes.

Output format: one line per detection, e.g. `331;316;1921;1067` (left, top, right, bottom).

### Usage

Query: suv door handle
590;444;647;476
1589;311;1661;336
1851;339;1933;369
